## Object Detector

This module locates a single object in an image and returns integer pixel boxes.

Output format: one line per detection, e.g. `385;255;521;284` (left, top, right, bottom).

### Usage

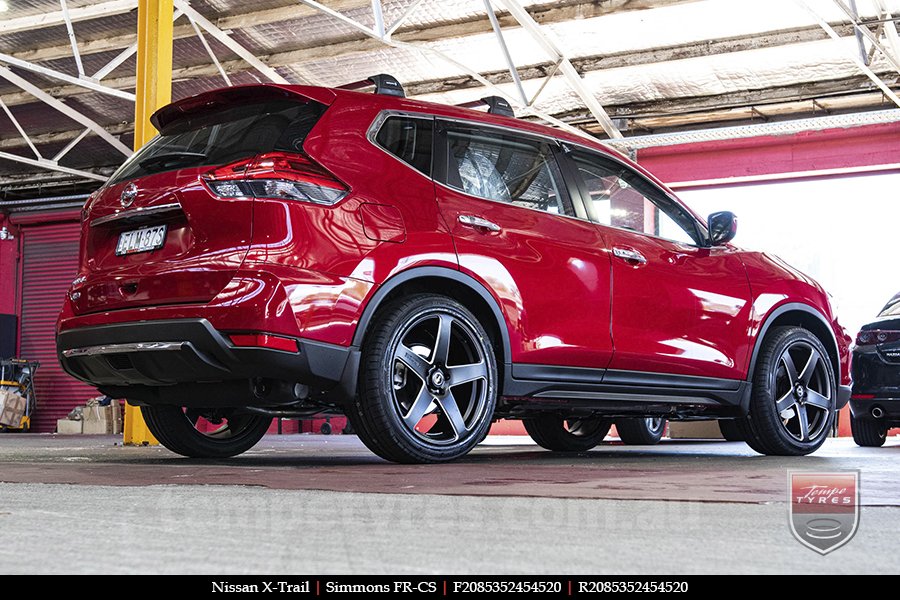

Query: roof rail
456;96;515;118
337;74;405;98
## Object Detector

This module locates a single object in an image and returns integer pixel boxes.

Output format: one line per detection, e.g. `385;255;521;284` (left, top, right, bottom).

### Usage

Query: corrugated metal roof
1;0;899;189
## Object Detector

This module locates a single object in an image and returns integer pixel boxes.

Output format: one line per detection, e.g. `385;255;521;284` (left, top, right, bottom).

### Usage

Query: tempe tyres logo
789;471;859;555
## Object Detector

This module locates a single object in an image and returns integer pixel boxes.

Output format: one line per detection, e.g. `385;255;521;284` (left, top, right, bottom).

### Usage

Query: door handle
612;246;647;265
458;214;501;232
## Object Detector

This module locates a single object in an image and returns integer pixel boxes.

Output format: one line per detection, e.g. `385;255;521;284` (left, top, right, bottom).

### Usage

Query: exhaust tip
872;406;885;419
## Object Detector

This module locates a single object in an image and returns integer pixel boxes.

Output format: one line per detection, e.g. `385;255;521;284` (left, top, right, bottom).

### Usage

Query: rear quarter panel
246;96;457;346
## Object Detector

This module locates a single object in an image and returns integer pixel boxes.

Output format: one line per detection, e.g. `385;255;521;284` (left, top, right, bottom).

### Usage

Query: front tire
348;294;498;463
524;415;610;451
718;419;745;441
851;415;887;447
141;405;271;458
739;327;835;456
616;417;665;445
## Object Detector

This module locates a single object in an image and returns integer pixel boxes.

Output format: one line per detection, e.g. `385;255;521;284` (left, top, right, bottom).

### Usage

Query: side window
374;116;433;176
441;124;571;216
571;150;701;245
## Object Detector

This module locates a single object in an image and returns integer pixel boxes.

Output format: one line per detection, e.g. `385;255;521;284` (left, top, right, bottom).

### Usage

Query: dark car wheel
349;294;498;463
524;415;611;451
851;415;887;447
141;405;271;458
616;417;666;445
739;326;835;456
718;419;745;441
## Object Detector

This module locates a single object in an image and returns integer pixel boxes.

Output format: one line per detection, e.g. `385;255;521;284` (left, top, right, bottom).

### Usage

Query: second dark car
850;293;900;446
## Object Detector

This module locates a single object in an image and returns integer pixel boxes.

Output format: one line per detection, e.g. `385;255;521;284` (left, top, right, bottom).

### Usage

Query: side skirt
499;364;750;419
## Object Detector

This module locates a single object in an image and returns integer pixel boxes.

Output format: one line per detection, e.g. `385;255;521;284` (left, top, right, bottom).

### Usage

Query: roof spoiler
337;74;405;98
456;96;515;118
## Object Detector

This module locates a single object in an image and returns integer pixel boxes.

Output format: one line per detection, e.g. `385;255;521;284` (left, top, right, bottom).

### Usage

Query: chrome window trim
432;179;588;226
61;341;186;357
364;109;706;238
90;202;183;227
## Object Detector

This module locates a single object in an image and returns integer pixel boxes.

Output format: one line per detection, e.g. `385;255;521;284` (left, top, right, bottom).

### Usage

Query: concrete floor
0;434;898;574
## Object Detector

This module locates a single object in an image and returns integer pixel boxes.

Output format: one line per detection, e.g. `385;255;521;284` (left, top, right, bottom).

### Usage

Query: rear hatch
75;86;328;315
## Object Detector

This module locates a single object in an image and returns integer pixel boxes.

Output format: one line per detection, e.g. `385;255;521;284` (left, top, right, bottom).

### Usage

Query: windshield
108;99;324;185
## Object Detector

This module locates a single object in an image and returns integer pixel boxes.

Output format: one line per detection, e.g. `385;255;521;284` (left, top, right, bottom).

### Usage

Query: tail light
855;330;900;345
203;152;347;205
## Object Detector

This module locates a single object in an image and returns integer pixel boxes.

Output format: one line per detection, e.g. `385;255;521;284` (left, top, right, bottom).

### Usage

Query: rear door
564;147;753;381
433;120;613;371
76;90;326;315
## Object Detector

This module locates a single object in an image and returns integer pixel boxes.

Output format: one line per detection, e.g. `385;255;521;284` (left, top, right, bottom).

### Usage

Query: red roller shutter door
19;221;96;432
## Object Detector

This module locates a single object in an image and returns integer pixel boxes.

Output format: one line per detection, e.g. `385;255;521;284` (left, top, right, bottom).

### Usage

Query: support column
123;0;174;445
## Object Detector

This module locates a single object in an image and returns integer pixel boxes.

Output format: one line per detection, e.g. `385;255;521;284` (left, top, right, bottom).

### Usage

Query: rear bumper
57;318;359;404
849;396;900;421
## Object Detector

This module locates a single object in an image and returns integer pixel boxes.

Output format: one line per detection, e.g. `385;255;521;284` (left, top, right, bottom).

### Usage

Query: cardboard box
81;400;123;435
82;402;111;434
56;419;83;435
110;399;122;435
0;388;26;427
667;420;725;439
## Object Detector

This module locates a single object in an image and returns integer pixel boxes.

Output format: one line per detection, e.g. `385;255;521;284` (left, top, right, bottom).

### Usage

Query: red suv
57;76;851;463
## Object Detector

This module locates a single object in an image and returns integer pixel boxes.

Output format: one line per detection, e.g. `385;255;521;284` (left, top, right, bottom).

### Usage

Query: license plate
115;224;167;256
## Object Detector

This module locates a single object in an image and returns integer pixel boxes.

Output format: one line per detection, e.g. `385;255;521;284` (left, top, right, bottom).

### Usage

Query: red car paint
57;83;851;401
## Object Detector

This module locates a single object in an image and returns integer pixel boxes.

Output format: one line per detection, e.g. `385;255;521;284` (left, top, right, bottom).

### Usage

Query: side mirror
708;211;737;246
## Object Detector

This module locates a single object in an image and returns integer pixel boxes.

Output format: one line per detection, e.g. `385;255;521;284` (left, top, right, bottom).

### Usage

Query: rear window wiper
139;151;207;169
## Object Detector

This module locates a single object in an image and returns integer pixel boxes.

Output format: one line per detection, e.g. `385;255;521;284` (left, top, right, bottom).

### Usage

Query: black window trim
560;143;710;248
366;110;435;179
433;117;580;221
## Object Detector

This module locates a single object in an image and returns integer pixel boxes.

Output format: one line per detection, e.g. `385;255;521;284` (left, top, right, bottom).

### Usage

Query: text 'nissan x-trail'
57;75;852;463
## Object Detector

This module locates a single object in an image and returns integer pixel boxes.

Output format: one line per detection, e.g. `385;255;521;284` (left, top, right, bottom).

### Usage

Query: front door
565;147;753;381
433;120;613;371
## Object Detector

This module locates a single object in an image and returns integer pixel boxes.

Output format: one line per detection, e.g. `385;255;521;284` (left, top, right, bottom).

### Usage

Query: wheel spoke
798;348;821;386
781;351;799;386
432;314;453;364
448;361;487;386
775;390;796;414
403;384;435;430
805;389;831;411
396;344;430;381
184;408;202;426
796;405;810;441
437;393;468;440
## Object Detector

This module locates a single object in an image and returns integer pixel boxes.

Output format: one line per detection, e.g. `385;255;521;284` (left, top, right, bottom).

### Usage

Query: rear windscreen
108;99;325;185
879;295;900;317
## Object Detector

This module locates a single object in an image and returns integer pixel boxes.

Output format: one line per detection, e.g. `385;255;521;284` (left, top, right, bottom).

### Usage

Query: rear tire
851;415;886;447
348;294;497;463
616;417;665;445
524;415;610;452
718;419;745;441
739;327;835;456
141;405;271;458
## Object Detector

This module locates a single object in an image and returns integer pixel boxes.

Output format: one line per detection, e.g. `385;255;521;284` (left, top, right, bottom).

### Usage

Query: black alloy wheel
524;415;611;451
141;404;271;458
616;417;666;445
739;326;835;456
349;294;497;463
